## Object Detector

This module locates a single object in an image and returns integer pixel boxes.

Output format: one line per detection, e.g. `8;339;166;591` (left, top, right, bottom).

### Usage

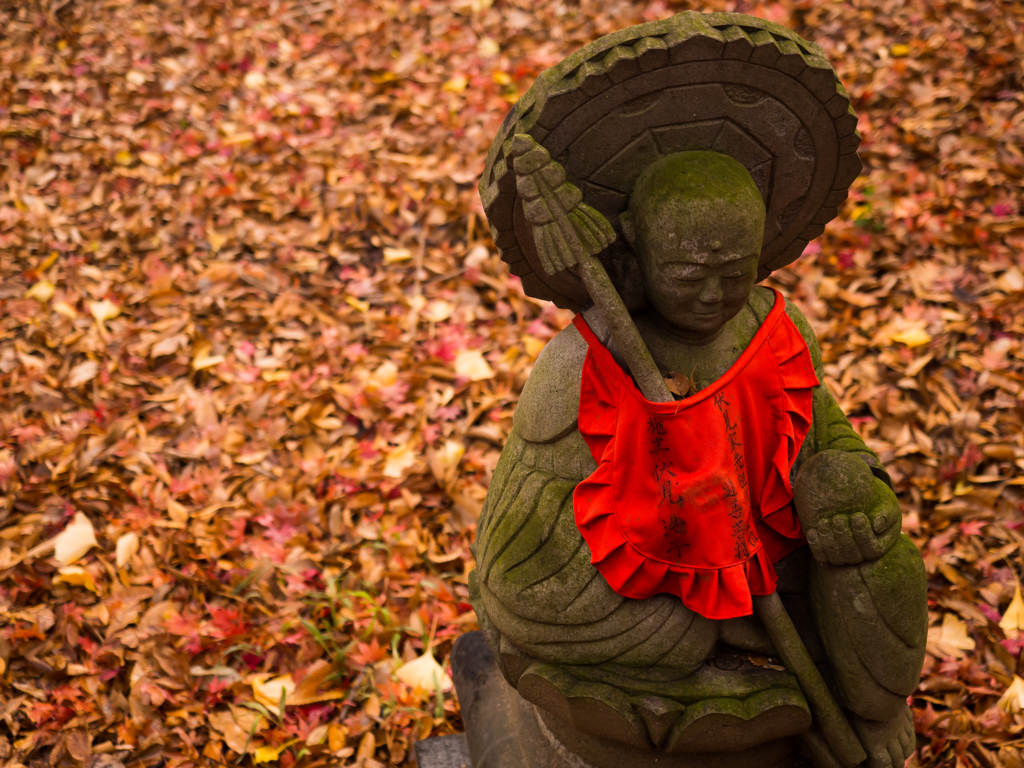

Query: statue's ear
619;210;636;247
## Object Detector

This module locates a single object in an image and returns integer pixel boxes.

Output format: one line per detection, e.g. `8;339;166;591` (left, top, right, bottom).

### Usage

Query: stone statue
437;11;927;768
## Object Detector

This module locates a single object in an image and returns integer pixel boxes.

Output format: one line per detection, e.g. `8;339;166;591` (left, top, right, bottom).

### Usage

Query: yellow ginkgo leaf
254;739;298;764
367;360;398;389
395;650;453;692
890;326;932;347
249;660;347;709
116;532;139;568
207;226;229;254
54;512;99;565
26;280;56;302
454;349;494;381
382;247;412;264
243;70;266;89
422;299;454;323
89;299;121;323
53;566;98;593
999;676;1024;713
251;674;295;710
926;612;976;659
384;444;417;479
523;335;546;359
1000;585;1024;639
442;75;468;92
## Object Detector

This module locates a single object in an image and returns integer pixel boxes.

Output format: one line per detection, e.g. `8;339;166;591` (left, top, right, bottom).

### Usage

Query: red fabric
571;289;819;620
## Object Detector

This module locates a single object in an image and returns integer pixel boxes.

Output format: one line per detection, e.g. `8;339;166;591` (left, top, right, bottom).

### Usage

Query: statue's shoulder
512;318;593;443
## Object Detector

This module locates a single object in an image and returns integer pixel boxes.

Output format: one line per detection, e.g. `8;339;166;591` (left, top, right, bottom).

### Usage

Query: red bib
572;289;819;620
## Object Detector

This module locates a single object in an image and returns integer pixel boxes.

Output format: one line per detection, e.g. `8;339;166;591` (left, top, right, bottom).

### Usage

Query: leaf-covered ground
1;0;1023;767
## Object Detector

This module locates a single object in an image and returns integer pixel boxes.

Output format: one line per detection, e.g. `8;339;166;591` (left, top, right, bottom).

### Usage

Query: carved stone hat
479;11;862;311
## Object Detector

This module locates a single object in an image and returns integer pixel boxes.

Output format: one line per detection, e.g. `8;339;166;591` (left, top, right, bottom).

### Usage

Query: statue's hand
793;449;902;567
803;476;901;566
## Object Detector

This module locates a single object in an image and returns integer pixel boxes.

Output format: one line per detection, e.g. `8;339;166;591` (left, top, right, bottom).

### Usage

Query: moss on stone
622;150;766;252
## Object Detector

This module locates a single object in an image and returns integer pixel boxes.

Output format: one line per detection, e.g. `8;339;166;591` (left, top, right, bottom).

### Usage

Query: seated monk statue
462;10;929;768
469;149;927;768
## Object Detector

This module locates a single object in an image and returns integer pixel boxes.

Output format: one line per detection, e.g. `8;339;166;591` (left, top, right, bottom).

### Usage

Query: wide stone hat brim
479;11;862;311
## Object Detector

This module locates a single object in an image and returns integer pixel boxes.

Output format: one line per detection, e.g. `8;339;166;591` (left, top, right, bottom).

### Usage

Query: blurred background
0;0;1022;766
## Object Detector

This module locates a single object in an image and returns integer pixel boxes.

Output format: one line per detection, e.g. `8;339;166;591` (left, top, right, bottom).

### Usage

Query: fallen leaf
890;326;932;347
368;360;399;389
383;247;412;264
67;360;99;388
89;299;121;323
523;335;546;358
1001;585;1024;639
207;226;229;254
927;612;976;659
115;532;139;568
477;37;500;57
356;732;376;761
999;676;1024;713
207;707;263;754
454;349;494;381
190;665;243;683
442;75;468;92
422;299;454;322
249;660;347;708
151;333;188;357
254;739;298;764
394;650;453;692
53;566;98;593
192;342;226;370
305;724;329;747
26;280;55;302
383;443;418;478
327;724;348;752
66;730;91;762
998;267;1024;293
243;70;266;88
53;513;98;566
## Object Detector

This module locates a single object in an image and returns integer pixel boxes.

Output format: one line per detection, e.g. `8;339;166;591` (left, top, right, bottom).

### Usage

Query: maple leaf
24;701;56;726
348;637;388;669
164;610;202;639
208;604;250;640
959;520;986;537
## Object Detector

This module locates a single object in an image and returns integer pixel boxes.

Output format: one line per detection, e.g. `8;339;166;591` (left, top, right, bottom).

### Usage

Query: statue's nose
699;277;723;304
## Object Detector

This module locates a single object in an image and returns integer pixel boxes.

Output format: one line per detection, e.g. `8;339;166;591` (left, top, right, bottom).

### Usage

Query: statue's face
630;199;762;341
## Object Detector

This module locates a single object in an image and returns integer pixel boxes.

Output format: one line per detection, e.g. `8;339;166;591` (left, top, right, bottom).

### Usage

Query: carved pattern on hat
479;10;861;310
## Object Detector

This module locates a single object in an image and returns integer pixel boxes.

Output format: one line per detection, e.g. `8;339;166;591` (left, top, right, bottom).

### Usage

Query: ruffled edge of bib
758;318;820;543
574;480;778;619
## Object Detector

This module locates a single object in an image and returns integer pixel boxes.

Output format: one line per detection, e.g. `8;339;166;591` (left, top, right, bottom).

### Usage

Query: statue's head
619;151;766;341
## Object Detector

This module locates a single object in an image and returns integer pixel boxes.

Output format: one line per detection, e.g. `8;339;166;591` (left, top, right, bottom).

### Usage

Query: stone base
415;734;471;768
448;631;817;768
